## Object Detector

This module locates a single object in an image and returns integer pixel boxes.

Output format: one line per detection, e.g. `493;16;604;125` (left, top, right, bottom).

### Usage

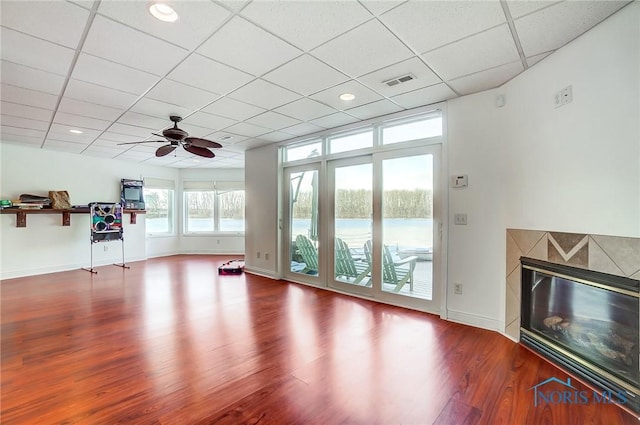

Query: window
382;115;442;145
183;181;245;233
284;140;322;162
143;178;175;235
328;130;372;154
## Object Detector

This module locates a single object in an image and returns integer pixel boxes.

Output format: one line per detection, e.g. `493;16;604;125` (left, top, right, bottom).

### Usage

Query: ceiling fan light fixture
69;129;83;134
339;93;356;101
148;2;178;23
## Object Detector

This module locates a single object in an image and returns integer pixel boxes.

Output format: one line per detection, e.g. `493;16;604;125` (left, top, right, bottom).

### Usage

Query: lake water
147;217;433;249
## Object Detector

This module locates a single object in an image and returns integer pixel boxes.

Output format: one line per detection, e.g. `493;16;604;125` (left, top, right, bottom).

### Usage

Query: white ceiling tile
245;111;301;130
310;80;383;110
65;79;139;110
447;61;524;95
46;131;96;144
262;55;349;96
1;1;89;48
168;54;254;95
83;145;126;158
345;99;403;120
273;98;338;121
217;0;251;12
390;83;458;109
507;0;561;19
526;51;553;67
358;57;442;97
100;131;149;143
58;97;125;121
1;125;46;139
380;0;506;53
204;131;249;145
43;140;88;153
309;112;361;129
0;84;58;110
311;20;414;78
228;79;300;110
53;112;112;131
234;138;277;151
117;112;169;130
0;134;43;146
49;123;102;139
129;98;193;120
515;1;628;57
0;61;65;95
146;79;220;110
359;0;405;16
0;115;49;131
223;122;272;138
113;150;154;161
174;123;219;138
82;15;189;76
1;101;53;122
93;137;129;148
422;25;521;81
108;122;156;138
72;53;159;95
0;28;75;75
197;17;301;76
97;0;231;50
240;1;372;51
257;131;295;143
280;122;324;137
178;111;235;131
201;97;265;121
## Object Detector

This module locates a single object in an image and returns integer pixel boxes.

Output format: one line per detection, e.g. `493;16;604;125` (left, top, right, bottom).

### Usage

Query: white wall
445;3;640;332
179;168;245;255
244;143;279;277
0;143;178;278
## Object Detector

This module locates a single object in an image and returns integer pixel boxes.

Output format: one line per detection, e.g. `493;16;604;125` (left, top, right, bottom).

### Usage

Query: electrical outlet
257;251;260;259
554;85;572;108
265;253;269;261
103;245;108;252
454;283;463;295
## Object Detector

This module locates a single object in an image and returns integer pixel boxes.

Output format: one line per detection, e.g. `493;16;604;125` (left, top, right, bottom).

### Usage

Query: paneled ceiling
0;0;631;168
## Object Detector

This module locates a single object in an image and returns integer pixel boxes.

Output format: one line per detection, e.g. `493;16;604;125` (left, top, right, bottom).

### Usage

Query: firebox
520;257;640;413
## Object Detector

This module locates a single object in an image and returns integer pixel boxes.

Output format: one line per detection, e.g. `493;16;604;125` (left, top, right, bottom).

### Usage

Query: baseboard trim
446;309;502;333
244;266;279;279
180;250;244;255
1;257;146;280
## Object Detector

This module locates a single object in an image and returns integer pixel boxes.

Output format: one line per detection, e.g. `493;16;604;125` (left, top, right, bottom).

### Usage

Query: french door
328;145;441;313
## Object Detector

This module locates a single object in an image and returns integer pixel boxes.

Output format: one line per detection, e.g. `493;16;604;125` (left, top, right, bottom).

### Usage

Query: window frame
143;179;176;237
182;181;245;236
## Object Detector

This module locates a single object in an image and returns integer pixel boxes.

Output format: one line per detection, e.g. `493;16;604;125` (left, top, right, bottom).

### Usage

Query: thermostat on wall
451;175;468;188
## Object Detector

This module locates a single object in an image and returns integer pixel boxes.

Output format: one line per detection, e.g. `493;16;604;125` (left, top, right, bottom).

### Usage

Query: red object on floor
218;260;245;275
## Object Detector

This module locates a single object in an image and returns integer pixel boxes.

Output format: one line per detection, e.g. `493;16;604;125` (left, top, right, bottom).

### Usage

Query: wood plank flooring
1;255;638;424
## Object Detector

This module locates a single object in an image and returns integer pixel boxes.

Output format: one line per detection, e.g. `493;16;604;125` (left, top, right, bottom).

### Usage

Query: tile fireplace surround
505;229;640;340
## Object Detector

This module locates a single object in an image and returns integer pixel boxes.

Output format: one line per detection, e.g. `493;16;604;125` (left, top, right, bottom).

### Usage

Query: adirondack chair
364;240;418;292
295;234;318;274
334;237;370;284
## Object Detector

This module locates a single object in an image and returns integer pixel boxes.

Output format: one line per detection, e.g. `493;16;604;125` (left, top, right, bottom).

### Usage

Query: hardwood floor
1;255;637;424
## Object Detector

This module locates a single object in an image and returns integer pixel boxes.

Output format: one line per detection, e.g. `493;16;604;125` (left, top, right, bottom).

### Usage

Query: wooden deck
2;255;637;424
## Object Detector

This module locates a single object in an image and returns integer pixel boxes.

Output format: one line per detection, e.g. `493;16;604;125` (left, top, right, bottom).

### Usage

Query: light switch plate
454;213;467;225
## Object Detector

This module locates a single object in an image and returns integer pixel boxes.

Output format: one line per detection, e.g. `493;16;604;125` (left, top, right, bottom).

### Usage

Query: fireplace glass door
523;266;639;389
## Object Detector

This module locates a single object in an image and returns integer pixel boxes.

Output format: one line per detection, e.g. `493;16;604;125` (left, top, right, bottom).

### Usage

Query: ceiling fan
118;115;222;158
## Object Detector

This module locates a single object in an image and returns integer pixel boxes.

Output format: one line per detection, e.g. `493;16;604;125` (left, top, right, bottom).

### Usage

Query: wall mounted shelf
0;208;145;228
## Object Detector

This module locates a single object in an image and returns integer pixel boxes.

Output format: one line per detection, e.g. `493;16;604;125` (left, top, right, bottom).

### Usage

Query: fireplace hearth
520;257;640;413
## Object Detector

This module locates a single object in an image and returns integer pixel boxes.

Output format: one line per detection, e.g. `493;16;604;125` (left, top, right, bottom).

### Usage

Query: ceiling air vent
383;73;416;87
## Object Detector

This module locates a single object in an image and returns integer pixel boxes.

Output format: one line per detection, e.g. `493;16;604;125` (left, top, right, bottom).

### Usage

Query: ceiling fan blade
156;145;177;157
117;140;165;145
184;137;223;149
184;145;215;158
151;133;166;138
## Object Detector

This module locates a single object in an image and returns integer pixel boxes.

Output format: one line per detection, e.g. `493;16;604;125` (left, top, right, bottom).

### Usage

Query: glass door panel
381;154;433;300
332;161;373;290
288;169;319;277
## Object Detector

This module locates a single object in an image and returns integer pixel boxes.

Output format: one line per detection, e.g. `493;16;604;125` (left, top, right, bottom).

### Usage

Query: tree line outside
294;189;433;218
144;190;245;219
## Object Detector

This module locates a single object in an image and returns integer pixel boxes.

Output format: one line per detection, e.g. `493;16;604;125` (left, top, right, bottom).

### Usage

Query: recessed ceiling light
219;136;233;141
339;93;355;101
148;2;178;23
193;159;200;163
69;129;83;134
